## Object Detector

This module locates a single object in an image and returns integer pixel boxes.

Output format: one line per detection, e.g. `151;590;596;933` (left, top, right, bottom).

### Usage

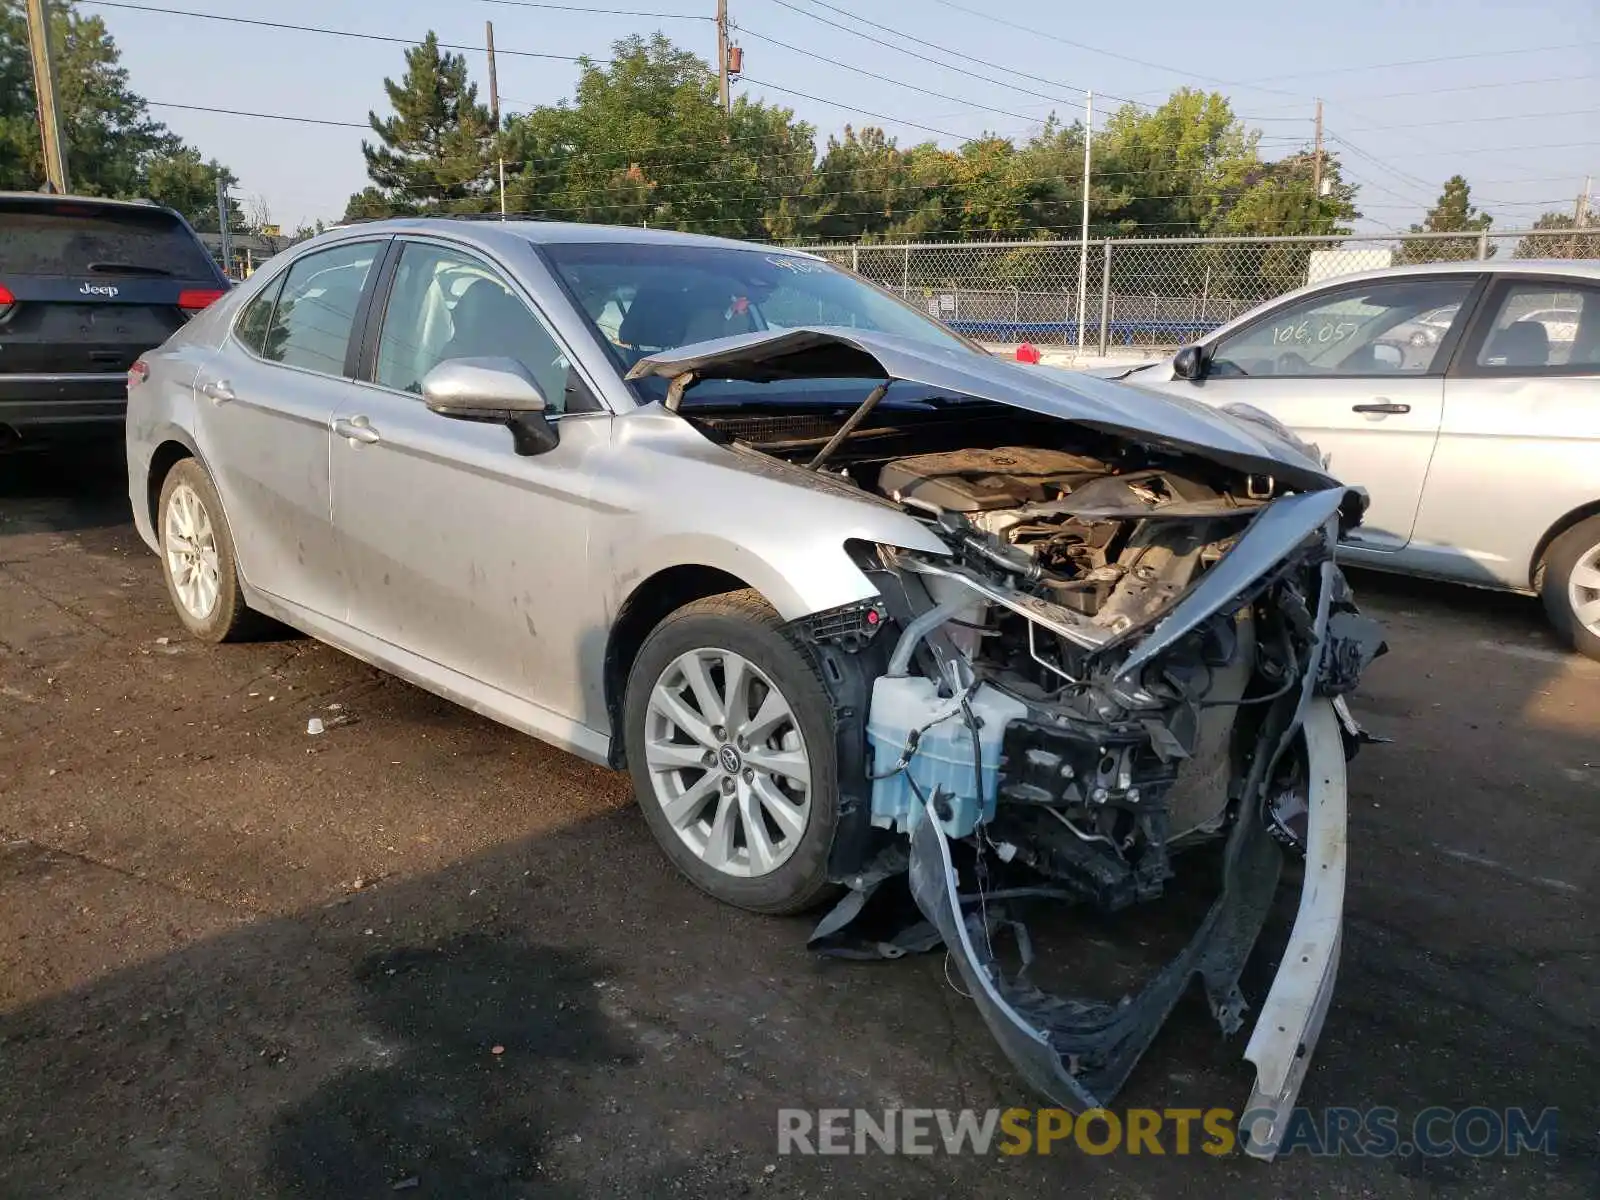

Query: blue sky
91;0;1599;232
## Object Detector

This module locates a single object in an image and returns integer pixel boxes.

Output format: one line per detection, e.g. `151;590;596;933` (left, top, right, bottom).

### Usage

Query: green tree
143;146;241;231
346;32;495;219
1515;209;1600;259
1399;174;1493;263
1094;90;1260;236
810;125;915;241
503;35;815;240
0;1;230;201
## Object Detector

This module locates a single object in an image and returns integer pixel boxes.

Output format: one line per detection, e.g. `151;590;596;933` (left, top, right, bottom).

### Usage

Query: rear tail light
178;288;225;312
128;360;149;389
0;281;13;317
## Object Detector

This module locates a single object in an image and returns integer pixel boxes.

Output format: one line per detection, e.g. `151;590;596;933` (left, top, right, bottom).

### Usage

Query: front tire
156;458;267;643
1540;515;1600;661
623;590;840;915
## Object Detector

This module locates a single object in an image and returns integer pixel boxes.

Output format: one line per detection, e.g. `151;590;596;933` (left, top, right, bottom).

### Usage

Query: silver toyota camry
125;218;1385;1156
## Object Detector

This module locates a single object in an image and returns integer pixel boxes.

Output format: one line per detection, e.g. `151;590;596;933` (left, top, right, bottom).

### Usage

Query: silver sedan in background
1110;260;1600;659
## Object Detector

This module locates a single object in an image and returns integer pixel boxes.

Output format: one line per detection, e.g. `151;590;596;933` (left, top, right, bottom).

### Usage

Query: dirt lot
1;442;1596;1199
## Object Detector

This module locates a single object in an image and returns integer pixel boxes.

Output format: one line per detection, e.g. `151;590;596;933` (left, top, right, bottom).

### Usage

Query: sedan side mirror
1172;345;1206;382
422;357;558;456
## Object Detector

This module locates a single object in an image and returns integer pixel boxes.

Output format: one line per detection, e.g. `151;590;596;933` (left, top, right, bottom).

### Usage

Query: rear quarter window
0;205;217;279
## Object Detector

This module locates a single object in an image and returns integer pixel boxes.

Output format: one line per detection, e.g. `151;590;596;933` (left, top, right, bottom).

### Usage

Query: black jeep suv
0;192;230;440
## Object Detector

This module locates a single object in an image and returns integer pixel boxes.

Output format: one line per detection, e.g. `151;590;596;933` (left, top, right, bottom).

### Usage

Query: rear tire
1539;515;1600;662
623;590;840;915
156;458;269;643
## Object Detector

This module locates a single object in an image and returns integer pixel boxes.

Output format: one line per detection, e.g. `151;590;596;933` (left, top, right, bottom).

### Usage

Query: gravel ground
1;441;1595;1199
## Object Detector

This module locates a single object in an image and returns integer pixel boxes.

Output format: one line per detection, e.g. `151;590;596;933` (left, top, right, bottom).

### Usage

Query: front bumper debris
906;700;1349;1157
1241;698;1349;1160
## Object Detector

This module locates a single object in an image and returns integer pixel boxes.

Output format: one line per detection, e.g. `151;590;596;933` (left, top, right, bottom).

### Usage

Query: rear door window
1474;282;1600;372
234;273;286;357
259;242;380;377
0;203;217;279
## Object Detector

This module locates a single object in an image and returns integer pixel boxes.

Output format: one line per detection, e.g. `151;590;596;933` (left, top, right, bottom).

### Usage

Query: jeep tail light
178;288;224;312
128;360;149;389
0;281;13;315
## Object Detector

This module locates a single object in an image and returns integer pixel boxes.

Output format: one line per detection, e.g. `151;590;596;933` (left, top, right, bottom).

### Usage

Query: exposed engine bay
628;328;1388;1159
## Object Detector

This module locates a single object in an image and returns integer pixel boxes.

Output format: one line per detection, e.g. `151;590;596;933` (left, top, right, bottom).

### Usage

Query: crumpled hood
626;327;1337;492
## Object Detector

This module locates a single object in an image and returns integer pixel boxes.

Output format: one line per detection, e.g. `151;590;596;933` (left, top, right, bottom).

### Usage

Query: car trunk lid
0;198;227;377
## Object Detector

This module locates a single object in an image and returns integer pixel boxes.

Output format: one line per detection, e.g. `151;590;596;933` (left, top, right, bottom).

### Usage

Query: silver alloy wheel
644;647;812;878
1568;540;1600;637
163;482;222;621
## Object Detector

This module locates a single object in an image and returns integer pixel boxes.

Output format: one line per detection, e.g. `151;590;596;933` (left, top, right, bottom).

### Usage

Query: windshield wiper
86;261;173;277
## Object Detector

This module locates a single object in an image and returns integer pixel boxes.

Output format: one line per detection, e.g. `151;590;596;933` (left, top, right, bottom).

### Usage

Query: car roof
1309;258;1600;285
0;191;175;214
329;216;821;257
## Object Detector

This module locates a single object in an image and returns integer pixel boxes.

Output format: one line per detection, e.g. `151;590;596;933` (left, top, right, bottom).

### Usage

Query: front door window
1210;278;1476;378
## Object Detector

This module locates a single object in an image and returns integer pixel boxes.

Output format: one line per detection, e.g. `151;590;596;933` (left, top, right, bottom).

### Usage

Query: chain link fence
801;229;1598;354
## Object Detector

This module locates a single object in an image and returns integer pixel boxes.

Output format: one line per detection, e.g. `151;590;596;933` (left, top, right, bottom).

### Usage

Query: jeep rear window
0;205;217;278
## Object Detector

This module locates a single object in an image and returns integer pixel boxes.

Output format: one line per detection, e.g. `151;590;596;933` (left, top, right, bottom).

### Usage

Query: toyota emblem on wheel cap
718;744;742;773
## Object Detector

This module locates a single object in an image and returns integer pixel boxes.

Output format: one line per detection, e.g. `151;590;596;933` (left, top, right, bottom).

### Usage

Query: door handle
199;378;236;404
333;416;381;444
1352;401;1410;415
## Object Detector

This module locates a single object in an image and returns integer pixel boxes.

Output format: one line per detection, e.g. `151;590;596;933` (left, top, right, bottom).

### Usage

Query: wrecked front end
630;329;1386;1157
810;474;1378;1156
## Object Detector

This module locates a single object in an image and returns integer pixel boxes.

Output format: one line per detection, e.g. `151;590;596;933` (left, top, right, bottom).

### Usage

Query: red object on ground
1015;342;1042;364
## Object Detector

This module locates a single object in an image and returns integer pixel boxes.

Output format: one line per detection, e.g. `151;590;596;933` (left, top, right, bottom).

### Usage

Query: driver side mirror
1172;344;1206;382
422;356;558;456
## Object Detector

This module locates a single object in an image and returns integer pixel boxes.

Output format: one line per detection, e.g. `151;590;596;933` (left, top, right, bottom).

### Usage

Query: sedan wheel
644;647;812;878
1567;543;1600;640
624;590;839;914
164;482;222;622
1540;514;1600;661
156;458;267;643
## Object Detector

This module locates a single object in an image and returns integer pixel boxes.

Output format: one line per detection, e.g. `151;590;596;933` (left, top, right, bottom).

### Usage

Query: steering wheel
1274;351;1311;375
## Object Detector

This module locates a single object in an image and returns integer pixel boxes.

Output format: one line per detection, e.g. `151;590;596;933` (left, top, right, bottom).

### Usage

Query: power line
1333;131;1599;162
1246;72;1598;109
144;91;1568;201
471;0;710;18
1344;106;1600;134
147;100;370;129
923;0;1304;100
736;27;1052;126
738;76;986;140
78;0;588;62
1244;40;1600;84
761;0;1087;110
1327;131;1438;192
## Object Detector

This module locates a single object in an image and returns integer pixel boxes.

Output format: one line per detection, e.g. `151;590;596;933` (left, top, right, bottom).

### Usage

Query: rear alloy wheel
624;590;839;914
1540;515;1600;661
156;458;267;643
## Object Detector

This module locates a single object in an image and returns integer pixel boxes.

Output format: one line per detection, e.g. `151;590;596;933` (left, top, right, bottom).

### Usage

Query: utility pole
1311;98;1324;201
215;176;232;278
716;0;730;115
1576;176;1592;228
1076;90;1092;350
487;20;506;218
25;0;69;193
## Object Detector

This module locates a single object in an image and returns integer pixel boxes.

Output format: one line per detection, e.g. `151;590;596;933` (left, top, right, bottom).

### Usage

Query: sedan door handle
199;378;236;404
333;416;382;444
1351;401;1410;415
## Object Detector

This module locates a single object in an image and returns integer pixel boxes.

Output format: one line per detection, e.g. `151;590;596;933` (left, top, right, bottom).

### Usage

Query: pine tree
348;33;495;219
1400;175;1493;263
